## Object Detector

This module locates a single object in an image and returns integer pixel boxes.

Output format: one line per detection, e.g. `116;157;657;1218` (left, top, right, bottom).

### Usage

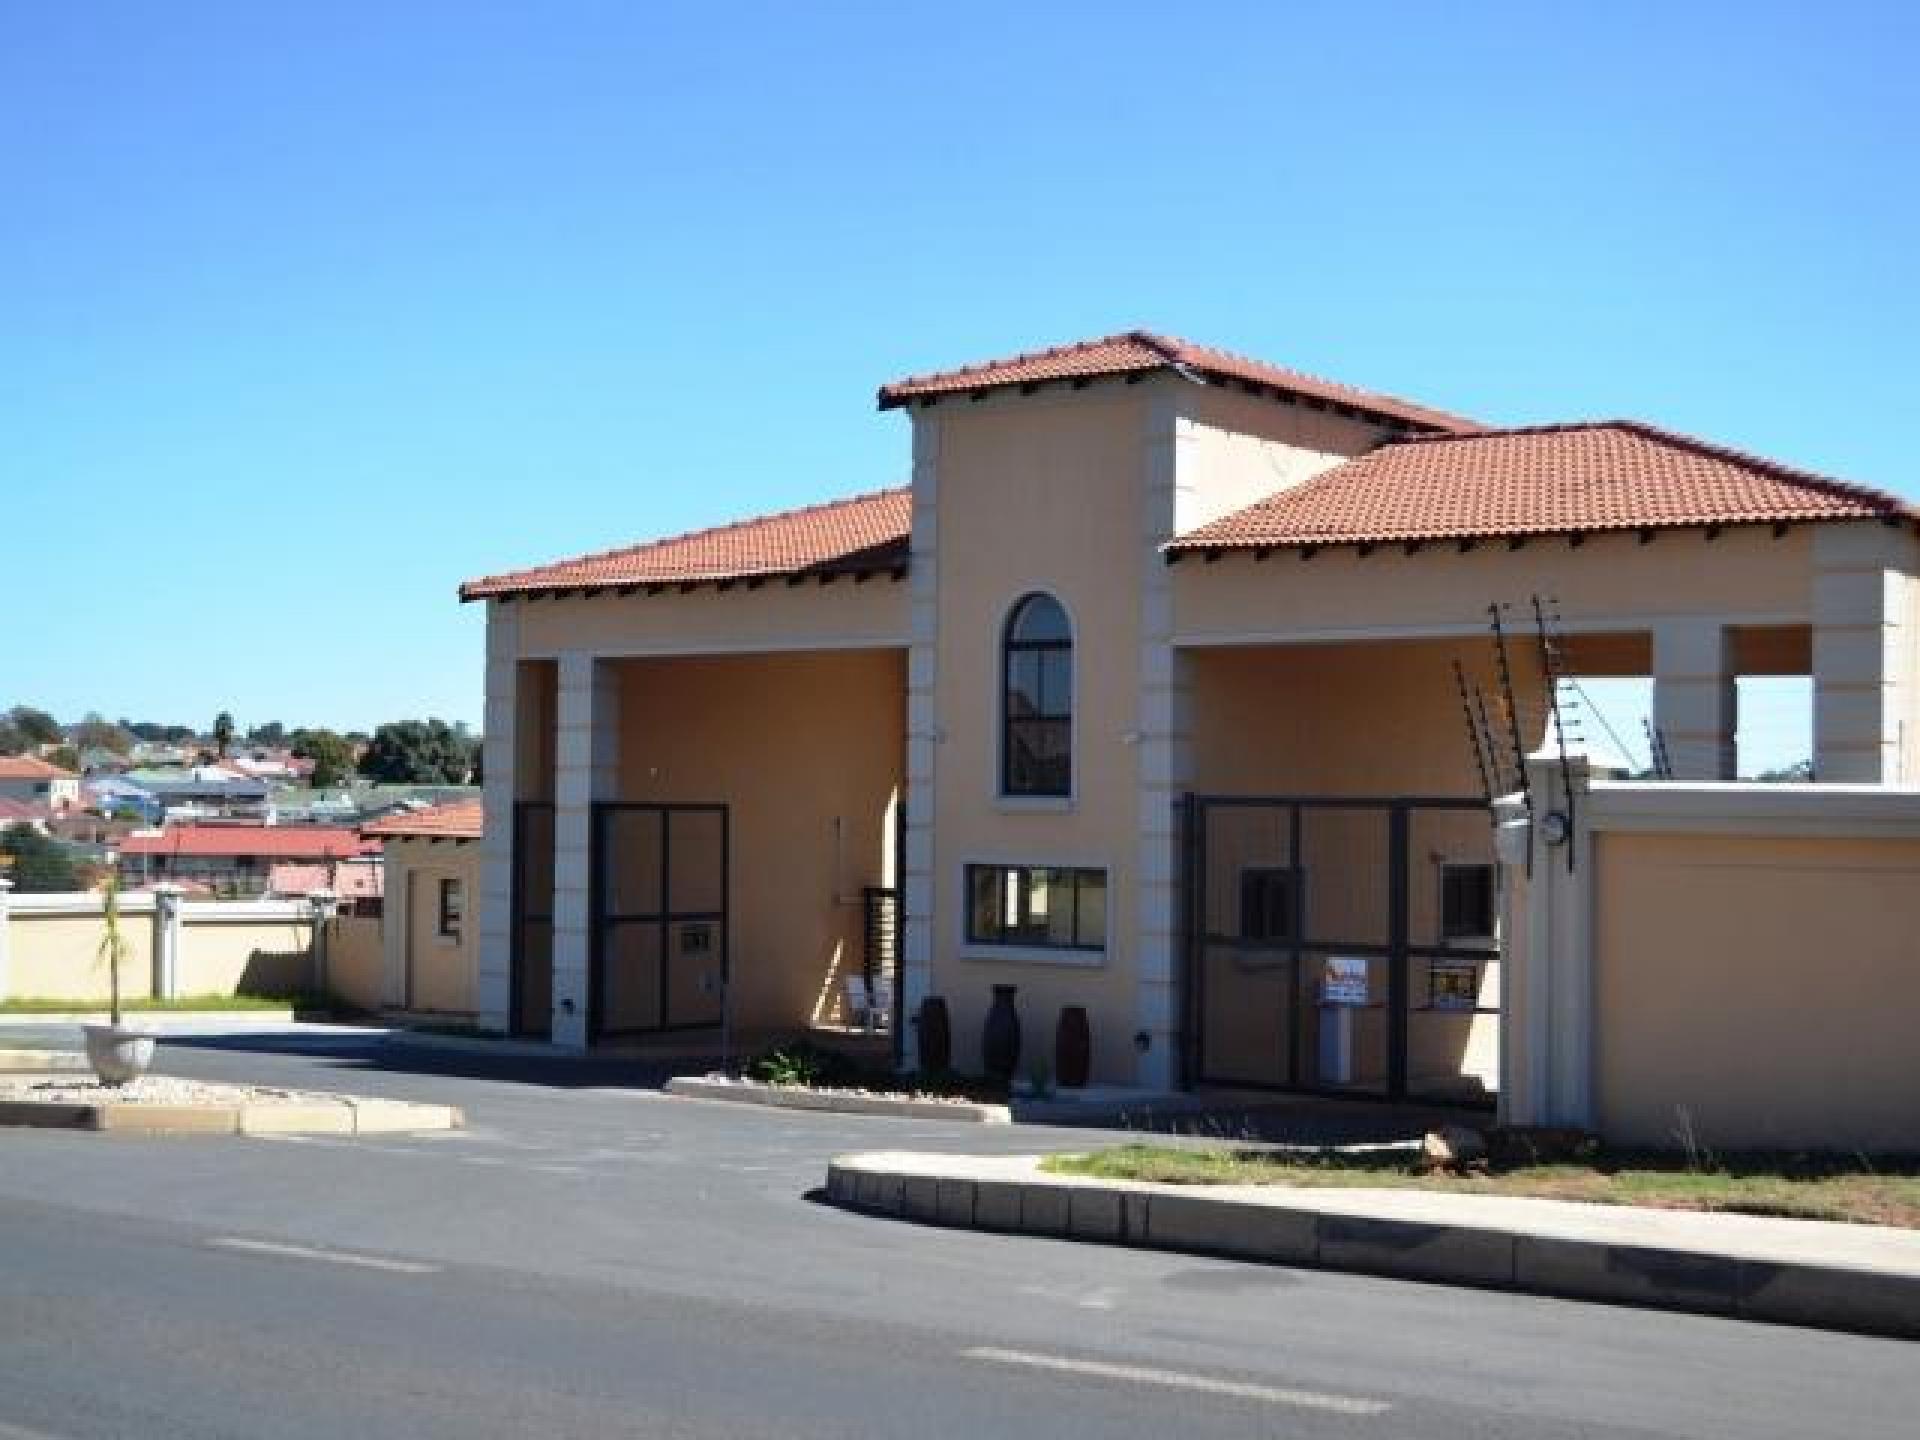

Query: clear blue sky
4;3;1913;767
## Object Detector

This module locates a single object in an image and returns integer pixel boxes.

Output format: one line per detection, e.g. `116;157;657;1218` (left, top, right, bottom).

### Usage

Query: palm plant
98;874;130;1030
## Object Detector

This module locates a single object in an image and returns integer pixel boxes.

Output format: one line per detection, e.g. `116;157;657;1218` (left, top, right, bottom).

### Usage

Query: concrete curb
667;1076;1012;1124
824;1153;1920;1341
0;1010;298;1028
0;1094;463;1136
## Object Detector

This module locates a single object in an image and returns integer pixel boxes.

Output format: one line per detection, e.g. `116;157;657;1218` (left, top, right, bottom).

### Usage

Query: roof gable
877;330;1478;433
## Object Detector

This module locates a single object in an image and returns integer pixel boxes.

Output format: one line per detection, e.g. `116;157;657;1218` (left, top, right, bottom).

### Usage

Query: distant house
0;796;57;833
360;800;482;1015
83;774;162;822
118;824;380;897
124;766;272;822
0;756;80;813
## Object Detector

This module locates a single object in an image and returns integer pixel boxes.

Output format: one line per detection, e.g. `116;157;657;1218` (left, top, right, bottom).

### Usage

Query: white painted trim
1585;780;1920;838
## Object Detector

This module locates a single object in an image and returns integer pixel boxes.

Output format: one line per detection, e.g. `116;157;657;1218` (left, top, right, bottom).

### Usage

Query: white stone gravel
0;1075;331;1107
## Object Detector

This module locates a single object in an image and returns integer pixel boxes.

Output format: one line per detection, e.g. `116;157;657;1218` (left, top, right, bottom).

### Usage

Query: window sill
992;796;1075;814
961;946;1106;969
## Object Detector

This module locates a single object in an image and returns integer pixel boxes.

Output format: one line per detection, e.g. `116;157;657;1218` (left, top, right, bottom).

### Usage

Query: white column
551;651;620;1050
1133;384;1199;1090
1813;523;1915;783
898;412;941;1071
0;879;12;1002
1652;620;1736;780
150;883;183;1001
474;600;520;1032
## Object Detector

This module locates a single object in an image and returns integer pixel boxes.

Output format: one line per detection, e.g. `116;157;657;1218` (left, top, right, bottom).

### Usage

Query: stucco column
551;651;620;1050
898;413;941;1071
1133;386;1199;1091
474;600;520;1032
1812;522;1916;782
0;878;12;1002
1499;753;1595;1130
383;855;410;1010
1652;620;1736;780
150;883;184;1001
307;888;339;999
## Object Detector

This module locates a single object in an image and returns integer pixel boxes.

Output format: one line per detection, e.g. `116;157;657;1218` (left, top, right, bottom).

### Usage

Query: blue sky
3;3;1913;769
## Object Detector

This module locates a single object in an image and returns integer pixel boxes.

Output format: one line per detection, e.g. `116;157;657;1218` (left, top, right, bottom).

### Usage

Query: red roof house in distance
118;825;379;897
0;755;81;814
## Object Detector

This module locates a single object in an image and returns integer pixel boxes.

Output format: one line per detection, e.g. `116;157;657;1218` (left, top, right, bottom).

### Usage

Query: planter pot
1055;1005;1091;1089
82;1024;156;1087
916;997;952;1074
981;985;1021;1084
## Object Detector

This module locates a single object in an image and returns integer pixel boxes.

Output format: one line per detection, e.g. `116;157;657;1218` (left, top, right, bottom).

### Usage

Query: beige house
361;801;483;1017
460;331;1919;1104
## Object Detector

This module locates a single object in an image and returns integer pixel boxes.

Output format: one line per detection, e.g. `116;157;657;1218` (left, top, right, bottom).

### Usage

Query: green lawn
0;994;313;1013
1042;1144;1920;1229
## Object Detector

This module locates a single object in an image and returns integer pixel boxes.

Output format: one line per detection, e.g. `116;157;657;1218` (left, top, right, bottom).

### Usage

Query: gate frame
588;800;731;1042
509;799;556;1040
1180;792;1497;1107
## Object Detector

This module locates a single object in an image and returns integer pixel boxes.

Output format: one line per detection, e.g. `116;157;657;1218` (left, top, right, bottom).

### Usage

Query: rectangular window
1440;864;1495;942
1238;867;1301;942
965;864;1105;950
438;877;464;939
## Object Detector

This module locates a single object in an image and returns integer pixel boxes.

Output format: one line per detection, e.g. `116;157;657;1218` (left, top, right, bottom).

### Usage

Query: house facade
360;800;483;1017
461;332;1918;1096
0;756;80;813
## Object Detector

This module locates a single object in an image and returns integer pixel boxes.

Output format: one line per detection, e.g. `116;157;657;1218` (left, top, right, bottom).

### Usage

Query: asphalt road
0;1032;1914;1439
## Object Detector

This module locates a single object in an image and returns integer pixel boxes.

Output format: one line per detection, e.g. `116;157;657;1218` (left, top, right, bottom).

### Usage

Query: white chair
844;976;892;1032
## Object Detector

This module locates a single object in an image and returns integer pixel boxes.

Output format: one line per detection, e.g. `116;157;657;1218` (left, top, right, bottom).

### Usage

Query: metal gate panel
590;802;729;1040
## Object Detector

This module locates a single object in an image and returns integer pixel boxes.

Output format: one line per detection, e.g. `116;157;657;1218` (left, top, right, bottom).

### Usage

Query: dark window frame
1000;593;1072;798
1439;863;1496;942
437;876;464;939
965;863;1106;952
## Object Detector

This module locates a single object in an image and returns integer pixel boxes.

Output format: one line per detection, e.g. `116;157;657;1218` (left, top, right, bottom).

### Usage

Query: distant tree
8;706;60;747
248;720;287;746
212;711;235;758
125;721;168;742
0;824;80;893
162;724;196;743
0;718;25;756
357;718;478;785
46;745;82;773
291;728;357;788
1757;759;1815;783
71;714;134;755
469;744;484;786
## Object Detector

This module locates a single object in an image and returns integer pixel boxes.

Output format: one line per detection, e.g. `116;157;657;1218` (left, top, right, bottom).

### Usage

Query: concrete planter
82;1024;157;1087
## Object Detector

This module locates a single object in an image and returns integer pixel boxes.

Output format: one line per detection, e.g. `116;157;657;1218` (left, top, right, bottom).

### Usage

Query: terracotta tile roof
362;800;484;841
117;825;379;860
460;487;911;601
877;330;1478;433
269;859;385;900
1168;421;1915;552
0;755;76;780
0;797;55;823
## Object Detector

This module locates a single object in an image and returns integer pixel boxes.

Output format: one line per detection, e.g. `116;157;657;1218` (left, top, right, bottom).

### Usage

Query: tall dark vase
982;985;1021;1084
1055;1005;1091;1089
917;996;952;1074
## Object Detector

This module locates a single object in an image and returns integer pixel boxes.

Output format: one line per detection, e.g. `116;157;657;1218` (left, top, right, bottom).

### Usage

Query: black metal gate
510;800;555;1039
590;802;730;1040
1183;795;1500;1107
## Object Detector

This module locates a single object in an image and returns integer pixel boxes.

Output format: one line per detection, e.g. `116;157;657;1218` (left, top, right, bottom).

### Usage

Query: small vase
981;985;1021;1083
1055;1005;1091;1089
916;996;952;1074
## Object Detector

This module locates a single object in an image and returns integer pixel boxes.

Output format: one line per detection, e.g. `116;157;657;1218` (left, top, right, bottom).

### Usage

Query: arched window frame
1000;592;1073;798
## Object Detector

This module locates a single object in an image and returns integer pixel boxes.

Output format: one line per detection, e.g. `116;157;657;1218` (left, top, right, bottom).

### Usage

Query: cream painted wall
1591;830;1920;1152
1175;527;1814;645
614;650;903;1038
326;914;385;1013
4;912;157;1001
175;912;316;996
389;837;481;1014
1180;383;1385;533
511;579;908;659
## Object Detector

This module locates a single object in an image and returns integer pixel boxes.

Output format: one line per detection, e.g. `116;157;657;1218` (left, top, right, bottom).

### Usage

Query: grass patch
0;993;313;1014
1042;1143;1920;1229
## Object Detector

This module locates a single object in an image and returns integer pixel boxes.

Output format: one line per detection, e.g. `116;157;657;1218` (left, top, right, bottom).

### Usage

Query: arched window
1002;592;1072;796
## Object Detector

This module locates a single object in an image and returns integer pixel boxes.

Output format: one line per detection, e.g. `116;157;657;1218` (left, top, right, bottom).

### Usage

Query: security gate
1183;795;1501;1107
590;802;729;1040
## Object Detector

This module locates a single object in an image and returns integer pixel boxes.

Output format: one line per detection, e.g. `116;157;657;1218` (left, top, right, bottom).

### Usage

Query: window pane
1074;871;1106;947
968;866;1002;943
1007;720;1070;796
1006;650;1043;719
1032;868;1077;946
1038;649;1071;718
1009;594;1069;645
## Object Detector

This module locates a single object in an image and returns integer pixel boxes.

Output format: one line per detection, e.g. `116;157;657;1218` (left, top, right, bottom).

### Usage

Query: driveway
0;1029;1913;1439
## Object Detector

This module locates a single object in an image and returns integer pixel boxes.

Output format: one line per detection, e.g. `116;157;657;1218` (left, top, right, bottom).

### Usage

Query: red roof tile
362;800;484;841
877;330;1478;433
117;826;379;860
1169;421;1914;552
0;797;55;823
269;860;385;900
460;487;910;601
0;755;76;780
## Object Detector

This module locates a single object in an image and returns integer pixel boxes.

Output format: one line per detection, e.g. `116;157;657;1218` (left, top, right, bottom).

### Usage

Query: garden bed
1042;1143;1920;1229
